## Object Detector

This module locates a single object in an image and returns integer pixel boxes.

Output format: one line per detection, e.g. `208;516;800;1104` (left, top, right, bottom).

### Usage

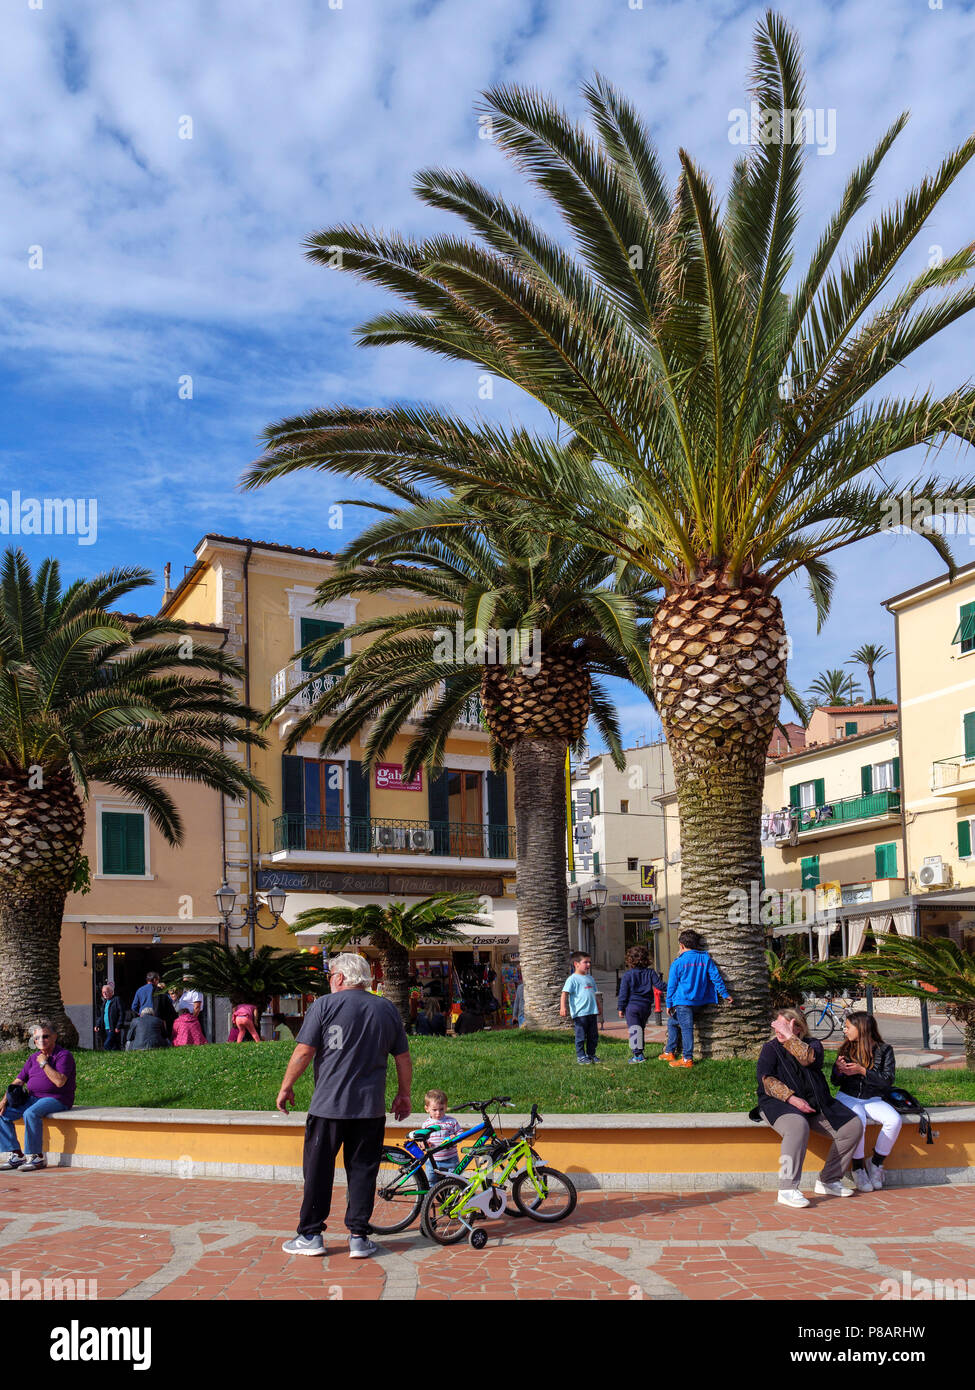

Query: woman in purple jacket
0;1020;76;1172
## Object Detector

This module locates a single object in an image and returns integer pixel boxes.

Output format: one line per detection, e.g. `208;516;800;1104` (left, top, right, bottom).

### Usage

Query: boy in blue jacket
616;943;666;1064
660;930;732;1068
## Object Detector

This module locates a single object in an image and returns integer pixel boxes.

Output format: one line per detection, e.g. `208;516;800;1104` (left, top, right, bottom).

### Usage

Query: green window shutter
800;856;819;890
299;617;344;675
964;711;975;759
861;765;873;795
593;851;600;876
760;857;765;890
102;811;145;875
789;784;800;809
959;820;973;859
955;601;975;653
591;789;600;816
845;721;858;736
875;843;896;879
813;778;825;807
892;756;900;790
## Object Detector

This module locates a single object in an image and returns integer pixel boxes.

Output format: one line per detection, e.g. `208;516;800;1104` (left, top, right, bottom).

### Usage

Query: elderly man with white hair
277;952;411;1259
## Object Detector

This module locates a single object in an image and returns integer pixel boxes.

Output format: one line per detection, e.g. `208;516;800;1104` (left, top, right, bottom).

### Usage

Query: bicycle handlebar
455;1096;513;1112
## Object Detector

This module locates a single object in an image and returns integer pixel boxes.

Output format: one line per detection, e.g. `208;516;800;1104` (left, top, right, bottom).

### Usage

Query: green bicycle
370;1095;518;1235
420;1104;577;1249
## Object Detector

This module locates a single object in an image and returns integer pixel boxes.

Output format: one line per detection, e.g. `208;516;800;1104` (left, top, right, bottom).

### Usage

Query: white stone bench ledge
54;1105;975;1129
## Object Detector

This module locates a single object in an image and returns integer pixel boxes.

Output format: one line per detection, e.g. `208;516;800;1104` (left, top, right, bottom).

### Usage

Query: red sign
374;763;423;792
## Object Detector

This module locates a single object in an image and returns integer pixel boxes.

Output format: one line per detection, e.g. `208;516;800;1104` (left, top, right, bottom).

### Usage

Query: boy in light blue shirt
560;953;600;1064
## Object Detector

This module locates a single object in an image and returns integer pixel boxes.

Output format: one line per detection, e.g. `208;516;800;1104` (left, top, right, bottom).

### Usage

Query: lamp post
215;881;287;950
571;880;608;956
589;879;608;963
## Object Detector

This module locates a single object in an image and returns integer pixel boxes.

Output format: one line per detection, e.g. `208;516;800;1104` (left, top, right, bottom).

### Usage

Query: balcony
931;755;975;801
777;789;901;842
269;663;484;732
272;814;515;864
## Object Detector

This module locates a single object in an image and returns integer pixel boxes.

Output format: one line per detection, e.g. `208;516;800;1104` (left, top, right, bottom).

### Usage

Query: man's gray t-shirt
295;990;409;1119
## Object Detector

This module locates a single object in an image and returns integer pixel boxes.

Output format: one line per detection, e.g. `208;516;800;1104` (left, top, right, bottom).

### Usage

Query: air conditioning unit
372;825;400;851
919;858;951;888
406;827;434;852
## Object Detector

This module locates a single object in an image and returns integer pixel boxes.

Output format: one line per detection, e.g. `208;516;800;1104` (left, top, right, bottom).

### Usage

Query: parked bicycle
420;1103;577;1249
804;988;862;1041
370;1095;518;1235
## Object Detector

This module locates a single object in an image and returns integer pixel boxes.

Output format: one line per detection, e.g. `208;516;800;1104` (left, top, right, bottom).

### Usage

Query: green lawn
5;1031;974;1114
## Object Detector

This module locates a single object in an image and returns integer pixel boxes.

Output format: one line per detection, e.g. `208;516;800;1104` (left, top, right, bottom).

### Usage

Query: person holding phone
756;1007;861;1209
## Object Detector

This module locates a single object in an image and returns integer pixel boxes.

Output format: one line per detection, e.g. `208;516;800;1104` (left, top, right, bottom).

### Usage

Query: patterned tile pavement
2;1168;973;1300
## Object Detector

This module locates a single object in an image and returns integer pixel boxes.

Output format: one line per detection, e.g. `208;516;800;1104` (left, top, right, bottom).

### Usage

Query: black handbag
885;1087;938;1145
4;1083;29;1109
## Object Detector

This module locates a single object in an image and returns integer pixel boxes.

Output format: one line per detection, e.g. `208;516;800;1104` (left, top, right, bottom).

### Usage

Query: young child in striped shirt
417;1089;464;1182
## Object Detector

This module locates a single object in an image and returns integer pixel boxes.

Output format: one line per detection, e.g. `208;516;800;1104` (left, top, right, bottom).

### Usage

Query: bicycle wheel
512;1166;577;1223
369;1147;429;1235
420;1176;475;1245
806;1007;835;1041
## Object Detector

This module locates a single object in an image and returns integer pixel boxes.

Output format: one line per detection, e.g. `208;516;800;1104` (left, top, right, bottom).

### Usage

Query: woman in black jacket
831;1012;901;1192
756;1008;862;1210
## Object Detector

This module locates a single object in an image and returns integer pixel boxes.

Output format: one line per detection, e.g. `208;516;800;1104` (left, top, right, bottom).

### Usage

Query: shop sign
257;869;505;897
375;762;422;792
841;884;873;905
640;865;656;889
613;892;654;906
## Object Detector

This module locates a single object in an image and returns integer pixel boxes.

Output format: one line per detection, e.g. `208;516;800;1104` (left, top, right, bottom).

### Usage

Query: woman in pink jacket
172;1009;206;1045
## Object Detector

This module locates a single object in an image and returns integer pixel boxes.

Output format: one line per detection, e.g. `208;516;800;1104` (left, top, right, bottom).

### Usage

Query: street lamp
215;882;287;949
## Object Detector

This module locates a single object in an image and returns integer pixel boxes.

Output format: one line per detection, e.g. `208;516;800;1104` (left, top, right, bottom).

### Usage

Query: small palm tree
0;549;269;1049
290;893;489;1028
807;669;862;707
858;934;975;1069
249;14;975;1053
162;943;328;1017
765;945;855;1010
847;643;891;703
252;486;656;1029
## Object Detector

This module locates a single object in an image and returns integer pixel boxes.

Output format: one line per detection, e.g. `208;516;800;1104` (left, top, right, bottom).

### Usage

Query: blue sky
3;0;975;750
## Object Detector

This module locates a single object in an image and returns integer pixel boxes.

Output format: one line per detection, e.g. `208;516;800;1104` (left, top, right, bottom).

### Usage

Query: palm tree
0;550;269;1049
247;14;975;1053
848;643;891;703
807;668;862;707
858;934;975;1069
259;487;655;1029
290;893;489;1028
162;943;328;1019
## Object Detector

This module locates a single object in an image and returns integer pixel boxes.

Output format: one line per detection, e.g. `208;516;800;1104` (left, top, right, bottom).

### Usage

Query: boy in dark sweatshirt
617;944;666;1064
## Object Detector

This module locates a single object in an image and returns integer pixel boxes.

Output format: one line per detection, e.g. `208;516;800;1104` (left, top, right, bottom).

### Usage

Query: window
593;852;600;876
959;819;974;859
791;779;824;811
590;789;600;816
845;721;858;737
620;799;629;814
965;712;975;761
874;843;897;879
101;810;147;876
800;856;819;890
299;617;344;676
627;857;638;871
861;759;900;795
954;601;975;654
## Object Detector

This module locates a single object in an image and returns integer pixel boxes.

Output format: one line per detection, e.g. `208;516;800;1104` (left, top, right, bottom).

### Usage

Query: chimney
162;562;173;605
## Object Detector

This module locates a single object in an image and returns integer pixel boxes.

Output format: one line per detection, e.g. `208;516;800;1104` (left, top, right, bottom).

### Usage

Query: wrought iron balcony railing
273;814;515;859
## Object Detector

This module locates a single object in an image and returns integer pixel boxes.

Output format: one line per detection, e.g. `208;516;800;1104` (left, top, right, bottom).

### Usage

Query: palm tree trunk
867;665;877;702
671;745;771;1055
0;876;79;1050
965;1011;975;1071
377;937;411;1030
513;739;571;1030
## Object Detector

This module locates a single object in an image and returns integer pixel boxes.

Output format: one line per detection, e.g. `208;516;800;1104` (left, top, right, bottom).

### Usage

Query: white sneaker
814;1178;855;1197
866;1160;886;1190
852;1167;873;1193
777;1188;810;1208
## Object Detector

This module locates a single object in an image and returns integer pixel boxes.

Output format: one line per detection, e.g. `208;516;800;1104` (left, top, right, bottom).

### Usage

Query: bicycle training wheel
512;1166;578;1222
369;1147;429;1235
420;1176;473;1245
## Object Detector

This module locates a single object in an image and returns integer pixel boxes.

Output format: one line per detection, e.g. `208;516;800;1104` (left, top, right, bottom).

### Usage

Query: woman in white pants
831;1012;901;1191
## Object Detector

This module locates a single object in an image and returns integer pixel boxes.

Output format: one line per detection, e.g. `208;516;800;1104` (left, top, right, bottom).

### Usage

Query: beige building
568;742;675;971
60;618;228;1042
160;535;519;1016
884;561;975;953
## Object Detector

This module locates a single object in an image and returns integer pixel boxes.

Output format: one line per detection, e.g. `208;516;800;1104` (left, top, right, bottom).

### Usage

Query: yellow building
160;534;519;1013
885;561;975;953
